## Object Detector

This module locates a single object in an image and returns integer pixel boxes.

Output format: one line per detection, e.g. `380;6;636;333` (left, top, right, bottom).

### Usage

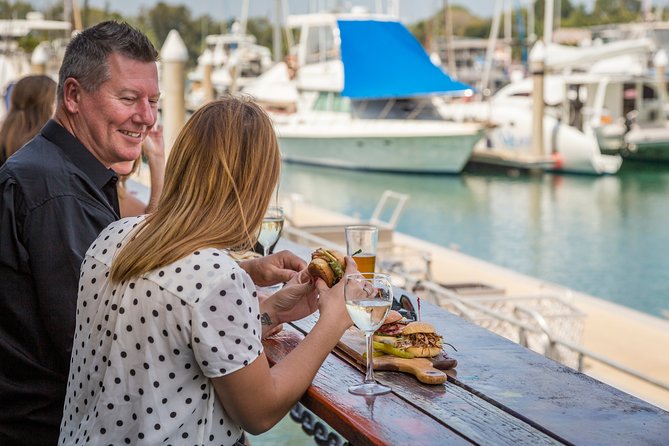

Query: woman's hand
313;256;356;334
239;250;306;287
258;269;317;338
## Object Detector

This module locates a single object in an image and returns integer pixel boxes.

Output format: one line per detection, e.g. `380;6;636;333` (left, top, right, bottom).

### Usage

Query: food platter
335;327;457;385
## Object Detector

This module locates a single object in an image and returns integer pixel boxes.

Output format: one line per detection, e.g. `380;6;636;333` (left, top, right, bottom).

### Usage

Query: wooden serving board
336;328;456;385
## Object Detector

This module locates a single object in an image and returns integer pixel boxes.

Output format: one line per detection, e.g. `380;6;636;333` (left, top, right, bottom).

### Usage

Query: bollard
160;29;188;160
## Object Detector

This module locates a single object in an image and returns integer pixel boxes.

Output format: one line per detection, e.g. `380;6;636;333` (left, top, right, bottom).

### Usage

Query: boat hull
624;126;669;163
277;132;483;174
439;101;622;175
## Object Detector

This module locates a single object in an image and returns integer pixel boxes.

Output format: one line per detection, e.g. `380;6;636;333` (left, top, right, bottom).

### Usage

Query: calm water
279;161;669;318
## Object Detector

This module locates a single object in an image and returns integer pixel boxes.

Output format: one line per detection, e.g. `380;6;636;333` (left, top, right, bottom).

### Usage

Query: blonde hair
110;96;281;283
0;75;56;162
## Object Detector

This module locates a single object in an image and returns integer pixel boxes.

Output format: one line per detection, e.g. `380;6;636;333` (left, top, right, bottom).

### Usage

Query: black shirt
0;120;119;445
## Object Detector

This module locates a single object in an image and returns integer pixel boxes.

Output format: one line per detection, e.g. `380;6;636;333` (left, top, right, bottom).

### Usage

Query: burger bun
307;258;336;287
402;321;436;335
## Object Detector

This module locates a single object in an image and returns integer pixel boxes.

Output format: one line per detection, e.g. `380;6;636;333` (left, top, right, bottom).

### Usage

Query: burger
307;248;346;287
374;310;409;337
396;322;443;358
373;316;443;358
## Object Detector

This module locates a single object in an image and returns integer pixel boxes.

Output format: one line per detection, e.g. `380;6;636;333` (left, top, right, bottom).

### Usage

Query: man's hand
239;250;306;287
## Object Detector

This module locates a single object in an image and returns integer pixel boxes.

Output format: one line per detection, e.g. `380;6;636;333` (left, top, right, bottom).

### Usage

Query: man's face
75;52;160;168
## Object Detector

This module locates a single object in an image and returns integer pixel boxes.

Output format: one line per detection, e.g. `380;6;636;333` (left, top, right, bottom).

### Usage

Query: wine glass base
348;382;391;396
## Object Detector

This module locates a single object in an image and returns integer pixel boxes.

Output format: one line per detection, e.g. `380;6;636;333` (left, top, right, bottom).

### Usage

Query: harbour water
280;161;669;319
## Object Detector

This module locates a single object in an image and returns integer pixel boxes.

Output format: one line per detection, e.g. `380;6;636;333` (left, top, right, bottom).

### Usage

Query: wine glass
258;206;284;257
344;273;393;396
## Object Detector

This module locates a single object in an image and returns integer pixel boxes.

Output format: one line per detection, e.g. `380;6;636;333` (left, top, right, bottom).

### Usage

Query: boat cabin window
313;92;351;113
623;83;662;122
352;98;442;120
304;25;339;65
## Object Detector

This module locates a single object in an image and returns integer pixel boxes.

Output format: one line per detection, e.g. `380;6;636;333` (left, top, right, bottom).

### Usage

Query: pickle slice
372;340;415;359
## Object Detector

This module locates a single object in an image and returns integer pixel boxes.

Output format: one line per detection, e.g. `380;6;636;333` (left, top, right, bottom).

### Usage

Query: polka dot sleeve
190;266;263;378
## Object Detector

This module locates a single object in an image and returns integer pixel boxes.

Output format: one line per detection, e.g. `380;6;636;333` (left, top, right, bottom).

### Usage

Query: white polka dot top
59;216;263;445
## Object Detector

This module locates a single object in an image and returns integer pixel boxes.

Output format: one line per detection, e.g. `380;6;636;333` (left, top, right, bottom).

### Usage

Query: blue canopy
338;19;473;99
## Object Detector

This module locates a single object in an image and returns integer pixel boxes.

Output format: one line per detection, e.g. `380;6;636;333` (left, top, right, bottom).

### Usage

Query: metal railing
414;280;669;392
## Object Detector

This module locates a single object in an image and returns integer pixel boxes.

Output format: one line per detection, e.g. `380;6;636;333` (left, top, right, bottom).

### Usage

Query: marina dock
283;198;669;411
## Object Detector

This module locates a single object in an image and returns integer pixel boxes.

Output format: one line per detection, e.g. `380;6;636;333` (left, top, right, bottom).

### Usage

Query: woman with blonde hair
59;96;354;445
0;75;56;164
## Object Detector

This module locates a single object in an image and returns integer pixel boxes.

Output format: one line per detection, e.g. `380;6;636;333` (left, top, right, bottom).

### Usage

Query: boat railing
412;279;669;393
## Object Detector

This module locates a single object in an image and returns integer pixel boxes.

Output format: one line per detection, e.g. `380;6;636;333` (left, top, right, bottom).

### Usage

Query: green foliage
0;0;34;19
592;0;642;24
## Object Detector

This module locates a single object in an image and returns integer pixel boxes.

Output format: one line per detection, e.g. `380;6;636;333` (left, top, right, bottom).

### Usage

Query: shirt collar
41;119;118;190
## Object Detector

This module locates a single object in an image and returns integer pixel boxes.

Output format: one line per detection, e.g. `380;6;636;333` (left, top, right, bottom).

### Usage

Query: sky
29;0;608;24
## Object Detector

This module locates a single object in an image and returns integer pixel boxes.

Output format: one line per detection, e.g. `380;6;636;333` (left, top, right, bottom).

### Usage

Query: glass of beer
345;225;378;276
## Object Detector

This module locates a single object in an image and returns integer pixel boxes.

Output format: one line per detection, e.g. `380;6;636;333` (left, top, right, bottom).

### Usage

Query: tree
592;0;642;23
0;0;34;19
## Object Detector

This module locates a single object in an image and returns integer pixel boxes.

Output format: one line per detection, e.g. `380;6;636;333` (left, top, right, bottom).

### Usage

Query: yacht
248;9;483;174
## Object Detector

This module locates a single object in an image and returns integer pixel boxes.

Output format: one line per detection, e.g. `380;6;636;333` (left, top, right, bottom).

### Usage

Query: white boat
187;21;272;109
438;38;660;175
0;12;71;114
251;9;483;174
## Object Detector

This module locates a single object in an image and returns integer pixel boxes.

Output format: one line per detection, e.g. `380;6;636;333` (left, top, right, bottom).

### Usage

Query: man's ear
61;77;81;114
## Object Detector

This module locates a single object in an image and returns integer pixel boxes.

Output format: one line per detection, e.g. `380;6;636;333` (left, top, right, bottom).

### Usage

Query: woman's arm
211;260;356;434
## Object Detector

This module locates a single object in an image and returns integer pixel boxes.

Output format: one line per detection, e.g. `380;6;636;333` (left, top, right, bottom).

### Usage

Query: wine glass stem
363;331;375;385
263;247;269;257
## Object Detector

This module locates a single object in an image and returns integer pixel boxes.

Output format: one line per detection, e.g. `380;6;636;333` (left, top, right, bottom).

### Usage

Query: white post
201;48;215;104
529;40;546;156
544;0;554;44
160;29;188;160
654;49;668;120
30;42;49;75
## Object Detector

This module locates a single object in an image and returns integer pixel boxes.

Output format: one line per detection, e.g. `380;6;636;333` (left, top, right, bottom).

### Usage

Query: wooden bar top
264;240;669;445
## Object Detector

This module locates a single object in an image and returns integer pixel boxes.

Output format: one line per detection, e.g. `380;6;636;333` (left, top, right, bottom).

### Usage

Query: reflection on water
280;162;669;318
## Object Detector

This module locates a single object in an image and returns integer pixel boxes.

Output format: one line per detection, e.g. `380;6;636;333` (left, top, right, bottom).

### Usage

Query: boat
438;37;662;175
187;21;272;108
0;12;71;114
252;8;483;174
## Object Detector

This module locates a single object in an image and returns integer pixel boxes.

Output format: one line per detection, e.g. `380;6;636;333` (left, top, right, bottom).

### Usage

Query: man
0;21;160;445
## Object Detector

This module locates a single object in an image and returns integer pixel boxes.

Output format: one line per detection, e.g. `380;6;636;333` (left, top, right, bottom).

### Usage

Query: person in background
0;74;57;165
0;21;160;446
59;97;354;445
116;124;165;217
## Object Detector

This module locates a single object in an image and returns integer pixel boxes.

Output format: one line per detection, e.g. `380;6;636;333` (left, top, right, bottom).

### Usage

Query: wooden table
263;241;669;445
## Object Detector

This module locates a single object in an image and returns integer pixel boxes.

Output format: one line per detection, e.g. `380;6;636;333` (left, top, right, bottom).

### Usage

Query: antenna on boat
481;0;504;96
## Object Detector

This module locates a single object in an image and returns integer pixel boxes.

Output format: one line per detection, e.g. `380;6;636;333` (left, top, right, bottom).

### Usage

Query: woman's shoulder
144;248;246;304
87;216;146;261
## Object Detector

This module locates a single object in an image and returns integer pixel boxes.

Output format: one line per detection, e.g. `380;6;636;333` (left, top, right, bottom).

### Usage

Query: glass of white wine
258;206;284;257
344;273;393;396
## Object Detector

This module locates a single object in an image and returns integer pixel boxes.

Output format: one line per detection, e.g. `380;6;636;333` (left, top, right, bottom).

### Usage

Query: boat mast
544;0;553;44
481;0;504;95
229;0;249;95
444;0;457;78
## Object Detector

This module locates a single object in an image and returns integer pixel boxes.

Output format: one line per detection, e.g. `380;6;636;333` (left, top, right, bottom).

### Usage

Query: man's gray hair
57;21;159;100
